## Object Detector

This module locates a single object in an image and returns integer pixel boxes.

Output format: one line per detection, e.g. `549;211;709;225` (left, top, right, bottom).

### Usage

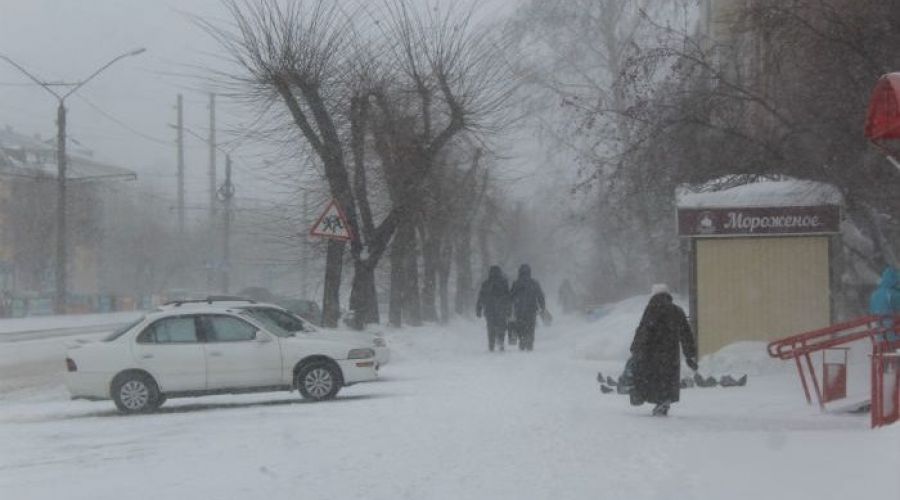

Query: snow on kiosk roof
676;179;843;209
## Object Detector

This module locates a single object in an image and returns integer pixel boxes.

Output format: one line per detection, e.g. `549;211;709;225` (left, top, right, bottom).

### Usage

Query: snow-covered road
0;305;897;500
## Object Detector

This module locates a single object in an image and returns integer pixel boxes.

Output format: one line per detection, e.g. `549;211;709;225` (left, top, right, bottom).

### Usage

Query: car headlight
373;337;386;347
348;348;375;359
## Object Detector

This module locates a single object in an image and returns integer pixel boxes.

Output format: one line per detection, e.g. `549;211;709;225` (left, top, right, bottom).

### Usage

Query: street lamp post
0;48;146;314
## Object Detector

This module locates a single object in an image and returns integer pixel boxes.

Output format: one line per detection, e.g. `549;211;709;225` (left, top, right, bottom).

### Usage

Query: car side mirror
255;331;273;343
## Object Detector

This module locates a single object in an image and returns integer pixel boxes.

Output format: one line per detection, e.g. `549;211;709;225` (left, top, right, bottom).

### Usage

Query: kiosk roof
677;179;842;209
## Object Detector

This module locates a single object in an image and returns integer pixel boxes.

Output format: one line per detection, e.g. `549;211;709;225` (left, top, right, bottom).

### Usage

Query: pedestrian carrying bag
539;308;553;326
507;319;519;344
619;355;636;388
620;355;644;404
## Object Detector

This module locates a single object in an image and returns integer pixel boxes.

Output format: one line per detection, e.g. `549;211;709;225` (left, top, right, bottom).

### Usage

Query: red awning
865;73;900;140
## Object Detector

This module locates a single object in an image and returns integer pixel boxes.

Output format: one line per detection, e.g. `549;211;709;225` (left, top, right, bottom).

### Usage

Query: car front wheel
112;372;161;414
297;362;341;401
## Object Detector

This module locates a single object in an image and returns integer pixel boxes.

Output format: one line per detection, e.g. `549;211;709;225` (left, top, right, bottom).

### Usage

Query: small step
826;398;871;414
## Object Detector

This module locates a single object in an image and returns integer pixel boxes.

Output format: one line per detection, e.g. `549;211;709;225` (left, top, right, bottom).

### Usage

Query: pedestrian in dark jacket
476;265;511;351
510;264;545;351
629;284;698;416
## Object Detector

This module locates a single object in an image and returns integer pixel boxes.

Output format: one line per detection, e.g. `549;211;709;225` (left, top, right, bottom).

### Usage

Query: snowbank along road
0;301;898;500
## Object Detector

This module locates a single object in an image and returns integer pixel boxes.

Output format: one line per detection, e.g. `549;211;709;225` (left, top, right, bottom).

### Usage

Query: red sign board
865;73;900;141
677;205;840;237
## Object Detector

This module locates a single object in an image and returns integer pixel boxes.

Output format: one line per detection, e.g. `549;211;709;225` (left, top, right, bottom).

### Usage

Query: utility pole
55;102;67;314
220;154;235;293
176;94;185;234
207;93;217;291
208;93;217;214
0;48;146;314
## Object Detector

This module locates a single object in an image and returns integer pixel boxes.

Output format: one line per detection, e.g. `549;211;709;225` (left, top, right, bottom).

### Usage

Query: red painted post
872;351;900;428
805;353;825;410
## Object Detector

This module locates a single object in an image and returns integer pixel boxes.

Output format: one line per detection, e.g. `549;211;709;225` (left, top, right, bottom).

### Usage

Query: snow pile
700;341;789;376
571;296;644;361
573;295;794;377
573;294;687;362
677;178;843;208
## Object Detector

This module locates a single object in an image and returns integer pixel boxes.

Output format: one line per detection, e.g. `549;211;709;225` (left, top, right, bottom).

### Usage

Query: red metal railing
766;315;896;412
871;345;900;428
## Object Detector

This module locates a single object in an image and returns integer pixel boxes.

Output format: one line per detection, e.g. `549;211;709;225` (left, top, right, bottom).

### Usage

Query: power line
75;94;172;146
1;95;206;150
0;81;77;87
180;124;261;180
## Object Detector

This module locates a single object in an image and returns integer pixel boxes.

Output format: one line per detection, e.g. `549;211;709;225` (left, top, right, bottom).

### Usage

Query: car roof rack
163;296;257;307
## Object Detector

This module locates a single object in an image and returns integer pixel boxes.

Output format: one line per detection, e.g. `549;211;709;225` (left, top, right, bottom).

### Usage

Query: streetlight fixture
0;48;146;314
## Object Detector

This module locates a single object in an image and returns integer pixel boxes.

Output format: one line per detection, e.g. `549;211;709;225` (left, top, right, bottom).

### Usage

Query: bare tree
373;0;518;326
585;0;900;309
203;0;517;327
507;0;690;301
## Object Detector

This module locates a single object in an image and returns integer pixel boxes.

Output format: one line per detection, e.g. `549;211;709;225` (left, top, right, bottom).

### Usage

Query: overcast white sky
1;1;225;197
0;0;539;209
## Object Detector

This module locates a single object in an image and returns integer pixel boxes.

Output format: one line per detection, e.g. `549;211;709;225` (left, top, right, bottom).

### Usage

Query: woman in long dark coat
629;285;698;416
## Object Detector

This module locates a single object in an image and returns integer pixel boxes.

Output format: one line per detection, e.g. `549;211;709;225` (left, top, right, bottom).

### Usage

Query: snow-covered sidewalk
0;311;142;335
0;300;897;500
0;312;141;396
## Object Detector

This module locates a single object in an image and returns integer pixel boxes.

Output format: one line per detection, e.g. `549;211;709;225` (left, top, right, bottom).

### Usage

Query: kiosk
677;181;842;356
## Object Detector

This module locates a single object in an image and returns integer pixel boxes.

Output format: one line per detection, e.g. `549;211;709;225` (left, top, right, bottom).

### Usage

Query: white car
158;299;390;368
65;307;379;414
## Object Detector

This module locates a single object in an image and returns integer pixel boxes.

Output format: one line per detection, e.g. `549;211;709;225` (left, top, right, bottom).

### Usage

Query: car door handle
209;351;223;357
141;354;154;359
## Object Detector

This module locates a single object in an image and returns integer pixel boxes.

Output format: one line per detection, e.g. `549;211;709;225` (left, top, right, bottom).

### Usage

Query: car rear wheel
112;372;161;414
297;362;341;401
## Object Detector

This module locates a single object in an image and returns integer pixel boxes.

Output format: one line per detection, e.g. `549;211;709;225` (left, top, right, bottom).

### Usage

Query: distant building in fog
0;125;134;312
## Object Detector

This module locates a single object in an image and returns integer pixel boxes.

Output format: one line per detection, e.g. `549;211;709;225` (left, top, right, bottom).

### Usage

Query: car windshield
240;310;293;338
102;317;145;342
